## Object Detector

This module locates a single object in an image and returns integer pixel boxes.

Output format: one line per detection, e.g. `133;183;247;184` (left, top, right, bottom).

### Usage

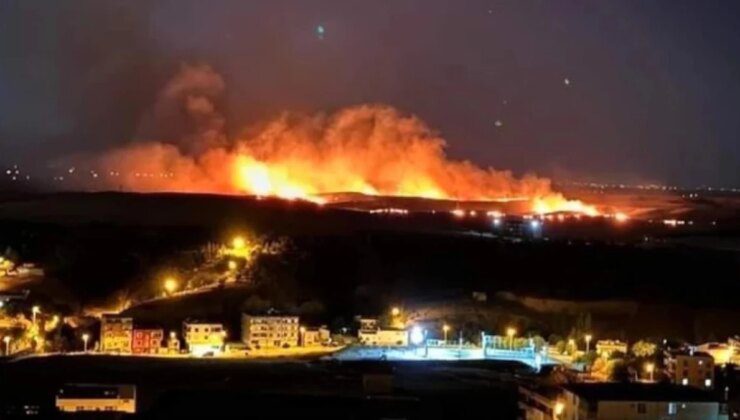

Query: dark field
0;192;738;341
0;355;525;418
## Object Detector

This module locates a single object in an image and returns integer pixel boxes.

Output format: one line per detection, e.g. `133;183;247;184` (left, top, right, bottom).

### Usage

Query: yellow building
302;326;331;346
596;340;628;357
182;321;225;356
241;315;299;349
100;316;133;354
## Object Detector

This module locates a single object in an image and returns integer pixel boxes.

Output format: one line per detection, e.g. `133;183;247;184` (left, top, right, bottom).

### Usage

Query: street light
506;327;516;350
391;307;400;317
232;236;246;250
32;305;40;324
584;334;592;353
645;362;655;382
3;335;10;355
163;277;178;294
554;401;565;418
228;260;238;271
443;324;450;343
82;333;90;352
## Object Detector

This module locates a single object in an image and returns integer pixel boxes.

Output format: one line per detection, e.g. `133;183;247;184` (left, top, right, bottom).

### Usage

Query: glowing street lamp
645;362;655;382
82;333;90;352
32;305;40;324
163;277;178;294
232;236;246;250
584;334;593;353
3;335;10;355
391;307;400;317
506;327;516;350
554;401;565;418
227;260;238;271
443;324;450;343
0;300;4;309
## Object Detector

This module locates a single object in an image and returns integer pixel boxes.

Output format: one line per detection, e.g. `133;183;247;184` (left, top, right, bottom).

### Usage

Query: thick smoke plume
96;64;591;212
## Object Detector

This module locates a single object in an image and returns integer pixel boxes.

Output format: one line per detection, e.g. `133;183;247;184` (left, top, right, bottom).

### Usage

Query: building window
705;379;712;387
682;378;689;386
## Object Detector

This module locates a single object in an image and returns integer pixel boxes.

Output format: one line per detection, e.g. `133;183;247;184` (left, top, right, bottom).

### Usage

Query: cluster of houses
520;338;740;420
98;313;331;357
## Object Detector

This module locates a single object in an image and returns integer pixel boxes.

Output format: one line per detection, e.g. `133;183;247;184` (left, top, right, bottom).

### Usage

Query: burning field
89;64;599;216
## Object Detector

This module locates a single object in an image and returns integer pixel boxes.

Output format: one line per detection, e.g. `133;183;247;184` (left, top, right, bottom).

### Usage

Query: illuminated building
595;340;628;357
518;385;565;420
100;316;133;354
183;321;225;356
241;315;299;349
357;318;408;346
301;326;331;347
131;329;163;355
560;383;724;419
664;349;715;389
56;384;136;414
696;342;734;366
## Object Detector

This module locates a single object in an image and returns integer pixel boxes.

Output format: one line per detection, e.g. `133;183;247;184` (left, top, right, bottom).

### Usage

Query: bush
631;340;657;358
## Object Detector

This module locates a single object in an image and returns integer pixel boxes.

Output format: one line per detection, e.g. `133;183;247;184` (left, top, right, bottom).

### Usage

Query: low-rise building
100;316;133;354
241;315;299;349
595;340;628;357
665;349;715;389
518;385;564;420
697;342;734;366
56;384;136;414
561;383;727;420
166;331;180;354
358;328;408;346
131;329;163;355
183;321;225;356
358;318;379;331
302;326;331;346
356;317;408;346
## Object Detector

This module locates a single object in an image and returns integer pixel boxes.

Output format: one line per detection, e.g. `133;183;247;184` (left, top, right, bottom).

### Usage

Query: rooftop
667;349;714;359
564;383;718;403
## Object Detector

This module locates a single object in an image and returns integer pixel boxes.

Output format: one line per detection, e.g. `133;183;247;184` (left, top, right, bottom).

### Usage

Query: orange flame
93;64;601;216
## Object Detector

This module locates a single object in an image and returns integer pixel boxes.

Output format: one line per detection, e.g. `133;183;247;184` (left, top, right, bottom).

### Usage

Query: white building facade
241;315;299;349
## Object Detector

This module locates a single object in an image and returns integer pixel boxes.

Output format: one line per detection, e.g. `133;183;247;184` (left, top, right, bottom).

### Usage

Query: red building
132;329;164;354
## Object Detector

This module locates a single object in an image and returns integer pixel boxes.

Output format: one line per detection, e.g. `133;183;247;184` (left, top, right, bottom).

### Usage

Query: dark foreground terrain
0;355;525;418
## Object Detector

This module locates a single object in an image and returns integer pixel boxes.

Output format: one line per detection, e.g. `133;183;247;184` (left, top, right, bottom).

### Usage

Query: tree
631;340;657;358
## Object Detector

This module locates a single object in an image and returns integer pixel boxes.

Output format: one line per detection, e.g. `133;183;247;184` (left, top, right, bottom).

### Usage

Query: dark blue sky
1;0;738;186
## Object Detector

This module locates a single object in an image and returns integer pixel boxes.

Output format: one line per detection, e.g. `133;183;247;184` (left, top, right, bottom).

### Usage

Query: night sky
1;0;738;187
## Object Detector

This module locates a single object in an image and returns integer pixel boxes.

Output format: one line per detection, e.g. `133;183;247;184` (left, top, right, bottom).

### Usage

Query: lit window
682;378;689;386
705;379;712;387
668;402;677;415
